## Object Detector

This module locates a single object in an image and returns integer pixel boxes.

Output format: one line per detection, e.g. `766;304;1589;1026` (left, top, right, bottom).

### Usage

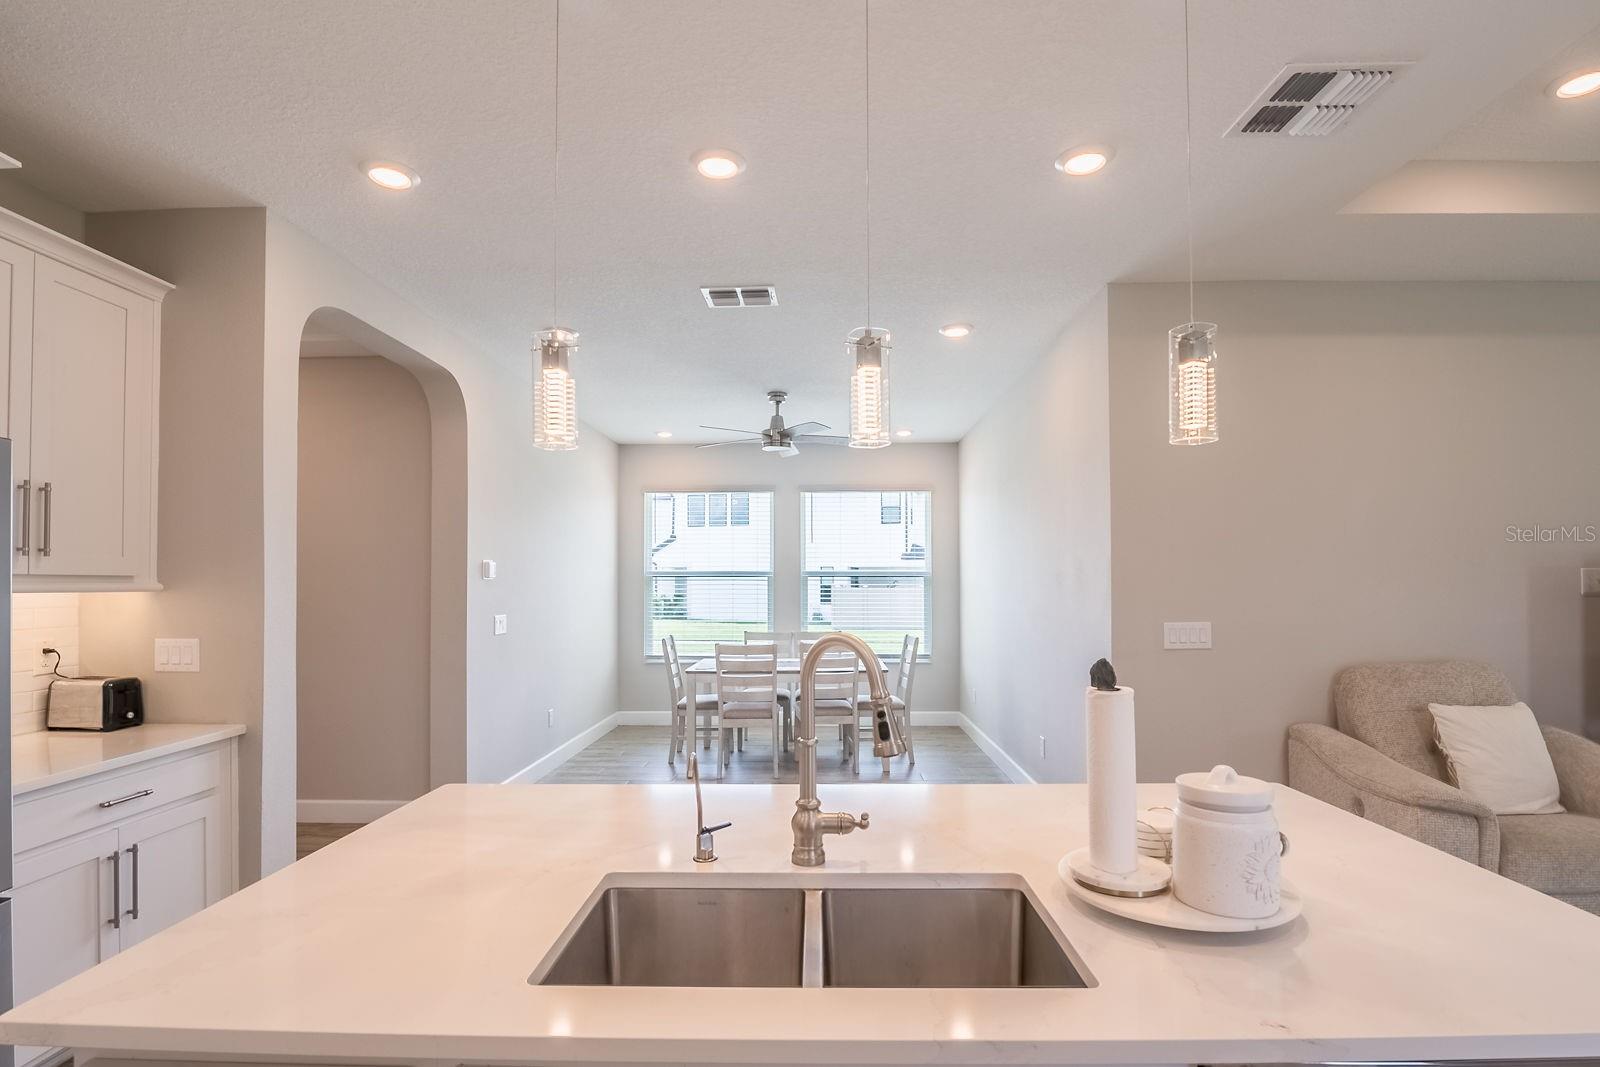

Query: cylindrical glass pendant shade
533;327;579;451
1168;321;1218;446
848;327;892;449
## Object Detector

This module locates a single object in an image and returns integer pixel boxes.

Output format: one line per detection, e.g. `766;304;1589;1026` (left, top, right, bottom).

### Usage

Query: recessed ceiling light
938;322;973;339
895;429;913;438
364;161;420;190
655;430;673;439
692;149;745;180
1551;69;1600;99
1055;146;1113;177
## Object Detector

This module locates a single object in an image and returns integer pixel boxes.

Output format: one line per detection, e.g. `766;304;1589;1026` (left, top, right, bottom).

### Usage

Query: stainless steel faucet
686;750;730;862
791;632;906;867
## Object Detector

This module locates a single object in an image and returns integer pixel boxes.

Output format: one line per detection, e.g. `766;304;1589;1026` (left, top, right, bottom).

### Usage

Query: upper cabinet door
29;255;155;578
0;235;34;574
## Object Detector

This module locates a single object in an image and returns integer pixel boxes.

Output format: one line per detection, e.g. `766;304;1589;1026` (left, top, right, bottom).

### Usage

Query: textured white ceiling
0;0;1596;443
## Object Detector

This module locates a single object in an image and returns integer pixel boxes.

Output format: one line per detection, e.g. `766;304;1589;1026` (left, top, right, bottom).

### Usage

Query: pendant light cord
864;0;872;335
1183;0;1194;325
551;0;562;328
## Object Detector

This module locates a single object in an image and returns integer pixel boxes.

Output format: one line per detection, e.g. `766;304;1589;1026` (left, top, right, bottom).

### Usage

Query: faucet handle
695;820;730;864
857;812;870;829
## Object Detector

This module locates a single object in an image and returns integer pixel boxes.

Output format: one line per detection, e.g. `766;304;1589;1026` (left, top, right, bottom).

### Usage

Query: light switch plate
1163;622;1213;650
155;637;201;672
480;559;497;580
1582;568;1600;598
493;613;508;635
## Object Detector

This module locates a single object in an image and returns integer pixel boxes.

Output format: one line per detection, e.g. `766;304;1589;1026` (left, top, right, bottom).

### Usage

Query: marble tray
1062;859;1303;932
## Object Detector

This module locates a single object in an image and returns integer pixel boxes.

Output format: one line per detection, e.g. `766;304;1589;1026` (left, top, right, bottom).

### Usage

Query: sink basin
533;886;806;987
821;887;1086;988
531;876;1091;989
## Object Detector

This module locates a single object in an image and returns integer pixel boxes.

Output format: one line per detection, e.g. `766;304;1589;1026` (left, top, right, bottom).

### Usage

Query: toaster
47;676;144;731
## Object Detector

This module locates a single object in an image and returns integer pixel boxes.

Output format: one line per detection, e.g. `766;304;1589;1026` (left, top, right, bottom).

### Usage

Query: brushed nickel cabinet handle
39;481;52;557
126;844;140;919
98;788;154;809
15;480;28;556
108;850;122;929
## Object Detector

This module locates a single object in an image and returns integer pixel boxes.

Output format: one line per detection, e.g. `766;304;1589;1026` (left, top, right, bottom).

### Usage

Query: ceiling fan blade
695;438;763;449
784;420;830;435
792;434;850;445
699;425;763;435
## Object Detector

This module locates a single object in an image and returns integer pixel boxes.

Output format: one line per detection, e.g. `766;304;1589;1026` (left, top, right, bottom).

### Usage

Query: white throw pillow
1428;702;1564;815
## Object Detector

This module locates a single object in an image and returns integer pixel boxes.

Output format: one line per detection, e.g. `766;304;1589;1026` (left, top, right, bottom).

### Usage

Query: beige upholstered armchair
1288;661;1600;915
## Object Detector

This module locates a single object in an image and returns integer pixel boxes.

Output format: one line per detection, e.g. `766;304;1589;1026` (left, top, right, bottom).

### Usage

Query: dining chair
856;634;919;766
713;643;784;777
663;635;716;765
806;647;863;774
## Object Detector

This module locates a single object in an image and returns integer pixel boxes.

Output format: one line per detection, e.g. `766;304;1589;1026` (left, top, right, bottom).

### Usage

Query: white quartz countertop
13;722;245;794
3;781;1598;1065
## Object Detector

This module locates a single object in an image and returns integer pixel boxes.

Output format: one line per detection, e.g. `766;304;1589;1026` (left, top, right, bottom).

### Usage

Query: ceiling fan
698;391;848;457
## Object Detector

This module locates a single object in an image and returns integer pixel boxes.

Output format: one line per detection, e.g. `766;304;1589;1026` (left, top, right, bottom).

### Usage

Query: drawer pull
98;788;154;809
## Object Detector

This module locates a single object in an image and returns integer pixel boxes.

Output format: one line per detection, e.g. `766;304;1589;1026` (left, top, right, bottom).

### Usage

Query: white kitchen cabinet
0;205;170;590
12;735;238;1067
12;828;121;1067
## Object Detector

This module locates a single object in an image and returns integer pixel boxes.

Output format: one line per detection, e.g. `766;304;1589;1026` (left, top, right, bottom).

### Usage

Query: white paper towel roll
1085;684;1137;875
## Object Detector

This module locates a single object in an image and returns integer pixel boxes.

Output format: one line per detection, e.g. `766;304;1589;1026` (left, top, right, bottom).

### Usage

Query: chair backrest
662;635;687;707
745;631;796;658
809;647;860;709
894;635;920;706
796;633;825;661
1333;660;1517;781
716;643;780;711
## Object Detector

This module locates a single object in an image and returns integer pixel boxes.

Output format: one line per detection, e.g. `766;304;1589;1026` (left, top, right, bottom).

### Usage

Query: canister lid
1175;764;1274;811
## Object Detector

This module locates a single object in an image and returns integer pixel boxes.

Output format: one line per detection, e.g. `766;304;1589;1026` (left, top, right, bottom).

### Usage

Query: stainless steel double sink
529;874;1093;989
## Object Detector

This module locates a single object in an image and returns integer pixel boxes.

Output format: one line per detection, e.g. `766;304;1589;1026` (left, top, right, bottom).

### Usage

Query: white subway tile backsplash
12;592;81;734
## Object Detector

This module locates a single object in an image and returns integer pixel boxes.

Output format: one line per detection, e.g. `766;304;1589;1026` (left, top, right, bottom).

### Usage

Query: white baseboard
953;713;1036;784
296;798;409;824
501;712;622;784
616;709;963;726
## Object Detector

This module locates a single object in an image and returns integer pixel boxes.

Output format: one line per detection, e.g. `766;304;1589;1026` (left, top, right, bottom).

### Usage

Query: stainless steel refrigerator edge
2;437;15;1067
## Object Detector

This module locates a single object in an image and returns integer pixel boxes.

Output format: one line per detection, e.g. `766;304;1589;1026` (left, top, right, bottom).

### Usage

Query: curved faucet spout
791;632;906;867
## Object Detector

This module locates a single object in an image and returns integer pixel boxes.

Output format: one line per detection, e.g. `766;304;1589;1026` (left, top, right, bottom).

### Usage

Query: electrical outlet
493;613;508;635
1163;621;1213;650
546;708;555;728
154;638;200;673
34;647;61;676
1582;568;1600;598
1039;735;1047;759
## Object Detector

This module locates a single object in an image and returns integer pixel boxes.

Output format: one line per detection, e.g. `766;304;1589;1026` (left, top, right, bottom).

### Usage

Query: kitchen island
3;781;1598;1066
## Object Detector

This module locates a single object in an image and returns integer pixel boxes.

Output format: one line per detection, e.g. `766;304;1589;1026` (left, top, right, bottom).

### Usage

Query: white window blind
645;491;774;658
802;490;931;657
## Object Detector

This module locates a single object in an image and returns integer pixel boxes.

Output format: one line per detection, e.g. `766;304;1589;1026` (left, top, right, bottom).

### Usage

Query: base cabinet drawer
14;747;222;854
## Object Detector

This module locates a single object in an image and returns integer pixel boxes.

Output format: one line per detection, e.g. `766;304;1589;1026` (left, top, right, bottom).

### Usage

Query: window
683;492;749;529
802;490;931;657
645;491;773;658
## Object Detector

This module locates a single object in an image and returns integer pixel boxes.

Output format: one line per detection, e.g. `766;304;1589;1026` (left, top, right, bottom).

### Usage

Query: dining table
682;656;893;770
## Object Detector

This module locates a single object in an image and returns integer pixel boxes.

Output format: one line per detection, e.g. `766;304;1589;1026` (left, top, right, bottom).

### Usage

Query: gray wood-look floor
297;822;360;860
296;726;1006;858
542;724;1009;785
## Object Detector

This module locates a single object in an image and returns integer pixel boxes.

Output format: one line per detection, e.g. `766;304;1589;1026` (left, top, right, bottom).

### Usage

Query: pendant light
534;0;579;451
1168;0;1218;447
848;0;891;449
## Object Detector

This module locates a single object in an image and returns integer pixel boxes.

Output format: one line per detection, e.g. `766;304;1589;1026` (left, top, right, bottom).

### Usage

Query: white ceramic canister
1171;765;1288;919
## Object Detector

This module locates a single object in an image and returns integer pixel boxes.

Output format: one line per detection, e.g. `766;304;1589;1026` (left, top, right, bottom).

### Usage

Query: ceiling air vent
1228;62;1408;138
701;285;778;309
